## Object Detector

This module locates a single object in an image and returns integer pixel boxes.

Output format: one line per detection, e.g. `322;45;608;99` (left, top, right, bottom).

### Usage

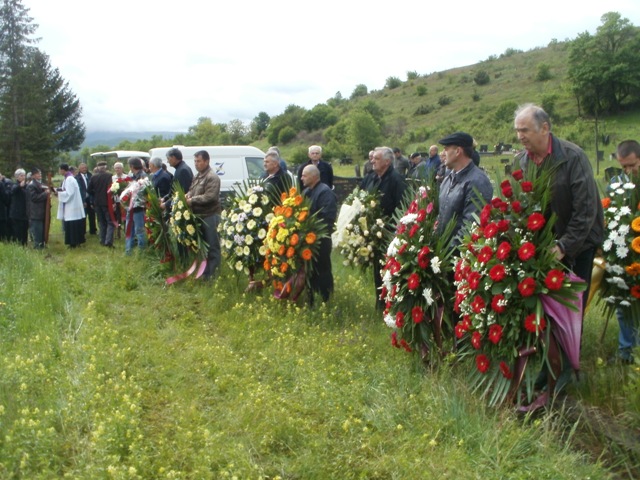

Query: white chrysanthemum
235;261;244;271
247;219;257;230
431;257;441;274
258;229;266;239
400;213;418;225
620;300;631;307
235;246;244;256
225;239;233;249
423;288;434;306
610;182;621;190
382;270;393;290
221;210;228;219
242;203;252;213
616;246;629;258
602;239;613;251
387;237;401;256
376;231;383;238
623;182;636;190
619;206;632;216
243;246;250;256
231;213;239;223
376;218;384;227
383;314;396;328
235;223;244;233
252;207;263;217
605;296;617;304
245;235;254;246
610;264;625;275
265;213;274;222
258;245;267;256
619;224;630;235
248;194;258;205
261;195;270;206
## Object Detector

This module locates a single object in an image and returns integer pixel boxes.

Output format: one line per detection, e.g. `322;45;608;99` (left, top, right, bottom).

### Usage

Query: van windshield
246;156;265;180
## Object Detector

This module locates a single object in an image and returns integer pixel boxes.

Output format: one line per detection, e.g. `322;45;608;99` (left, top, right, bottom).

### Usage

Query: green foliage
535;62;553;81
302;104;339;132
251;111;270;138
406;70;419;80
540;93;559;121
416;85;427;97
385;76;402;89
502;47;523;57
350;83;368;100
438;95;453;106
568;12;640;115
277;125;297;144
415;104;434;115
326;91;346;108
472;91;482;102
347;109;382;157
474;70;491;86
494;100;518;124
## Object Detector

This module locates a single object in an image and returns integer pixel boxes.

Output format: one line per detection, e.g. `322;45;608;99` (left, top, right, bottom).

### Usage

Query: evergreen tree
0;0;84;173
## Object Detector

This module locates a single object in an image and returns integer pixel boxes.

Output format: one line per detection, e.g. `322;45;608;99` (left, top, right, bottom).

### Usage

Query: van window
246;156;265;180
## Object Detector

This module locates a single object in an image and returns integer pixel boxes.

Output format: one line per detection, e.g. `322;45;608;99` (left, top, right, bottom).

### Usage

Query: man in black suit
87;162;115;247
76;162;97;234
149;157;172;200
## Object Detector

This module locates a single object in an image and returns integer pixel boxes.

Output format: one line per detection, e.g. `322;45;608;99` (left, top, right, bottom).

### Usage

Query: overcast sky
24;0;640;133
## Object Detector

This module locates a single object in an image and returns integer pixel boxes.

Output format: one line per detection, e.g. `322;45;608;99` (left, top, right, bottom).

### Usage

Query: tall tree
0;0;84;173
568;12;640;115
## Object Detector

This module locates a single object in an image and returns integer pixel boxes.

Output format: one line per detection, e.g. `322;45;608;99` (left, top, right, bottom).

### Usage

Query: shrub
438;95;453;107
406;70;419;80
494;100;518;124
472;92;481;102
474;70;490;86
278;126;297;144
415;105;434;115
385;76;402;89
416;85;427;96
535;63;553;81
350;84;368;100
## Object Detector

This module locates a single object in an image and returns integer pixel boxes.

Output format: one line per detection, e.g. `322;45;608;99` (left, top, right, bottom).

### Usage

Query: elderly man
437;132;493;246
609;140;640;363
297;145;333;189
514;103;604;397
87;161;116;248
0;171;11;241
25;168;49;249
149;157;172;200
361;146;408;309
408;152;427;180
363;150;374;176
186;150;222;280
9;168;28;245
263;150;289;197
425;145;442;176
301;164;337;304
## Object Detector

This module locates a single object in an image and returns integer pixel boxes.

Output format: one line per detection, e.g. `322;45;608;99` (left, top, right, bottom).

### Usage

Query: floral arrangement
336;187;389;271
168;184;208;262
380;185;457;360
109;176;131;198
144;186;172;263
263;187;327;300
219;183;273;277
454;168;585;406
599;173;640;319
119;177;149;210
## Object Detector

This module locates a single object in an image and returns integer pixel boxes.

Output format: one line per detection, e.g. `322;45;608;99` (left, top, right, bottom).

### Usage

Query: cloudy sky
24;0;640;133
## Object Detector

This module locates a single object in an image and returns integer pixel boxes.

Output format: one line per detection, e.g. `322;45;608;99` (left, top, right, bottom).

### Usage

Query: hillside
82;131;184;149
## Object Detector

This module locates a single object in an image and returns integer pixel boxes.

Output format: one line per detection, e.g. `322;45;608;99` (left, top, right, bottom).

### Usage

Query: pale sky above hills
24;0;640;132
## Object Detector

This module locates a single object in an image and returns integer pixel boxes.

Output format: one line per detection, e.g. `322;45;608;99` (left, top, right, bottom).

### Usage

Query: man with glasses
437;132;493;247
296;145;333;190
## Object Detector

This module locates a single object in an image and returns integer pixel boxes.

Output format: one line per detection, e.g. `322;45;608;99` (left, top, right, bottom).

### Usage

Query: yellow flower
184;211;191;220
186;224;196;236
175;211;182;221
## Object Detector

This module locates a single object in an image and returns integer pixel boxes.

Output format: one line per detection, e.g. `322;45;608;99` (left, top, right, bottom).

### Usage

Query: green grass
0;215;632;479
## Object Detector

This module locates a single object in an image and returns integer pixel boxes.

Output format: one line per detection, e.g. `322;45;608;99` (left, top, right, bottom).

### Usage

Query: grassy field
0;210;636;479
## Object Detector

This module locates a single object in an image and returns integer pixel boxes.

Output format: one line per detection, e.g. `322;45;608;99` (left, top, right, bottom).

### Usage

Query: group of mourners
2;102;637;381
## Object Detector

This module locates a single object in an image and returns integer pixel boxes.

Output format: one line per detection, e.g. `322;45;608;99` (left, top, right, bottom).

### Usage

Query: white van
148;145;265;193
90;150;151;166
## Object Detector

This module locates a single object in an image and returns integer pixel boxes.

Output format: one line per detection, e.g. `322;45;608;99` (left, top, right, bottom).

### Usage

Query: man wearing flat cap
437;131;493;246
408;152;428;180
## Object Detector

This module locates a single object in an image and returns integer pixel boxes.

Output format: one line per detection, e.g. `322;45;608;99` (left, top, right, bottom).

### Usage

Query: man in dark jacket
361;146;408;309
26;168;50;249
0;171;11;241
301;164;337;305
166;148;193;194
9;168;28;245
514;103;604;398
76;162;97;235
149;157;172;200
87;162;116;247
297;145;333;190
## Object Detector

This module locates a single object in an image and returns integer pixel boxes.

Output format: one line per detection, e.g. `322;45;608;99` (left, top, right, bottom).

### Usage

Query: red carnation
391;331;399;348
480;204;492;226
502;185;513;198
511;200;523;214
412;306;424;324
491;294;506;313
395;311;405;328
471;231;481;242
527;212;546;231
398;243;408;255
471;331;482;349
632;285;640;299
467;271;482;290
512;169;523;181
380;286;388;300
416;209;427;222
407;273;420;290
489;264;506;282
483;222;498;239
400;338;412;352
409;223;420;238
397;224;406;235
521;181;533;193
517;277;536;297
471;295;486;313
455;322;467;339
524;313;546;333
496;241;512;261
499;361;513;379
488;324;503;344
408;201;418;214
500;179;511;189
545;269;565;290
491;197;504;208
478;246;494;264
517;242;536;261
417;246;430;269
497;219;510;232
476;354;490;373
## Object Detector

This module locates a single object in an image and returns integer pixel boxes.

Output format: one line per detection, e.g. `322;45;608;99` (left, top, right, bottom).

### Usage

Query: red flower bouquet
454;168;586;406
381;185;457;361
